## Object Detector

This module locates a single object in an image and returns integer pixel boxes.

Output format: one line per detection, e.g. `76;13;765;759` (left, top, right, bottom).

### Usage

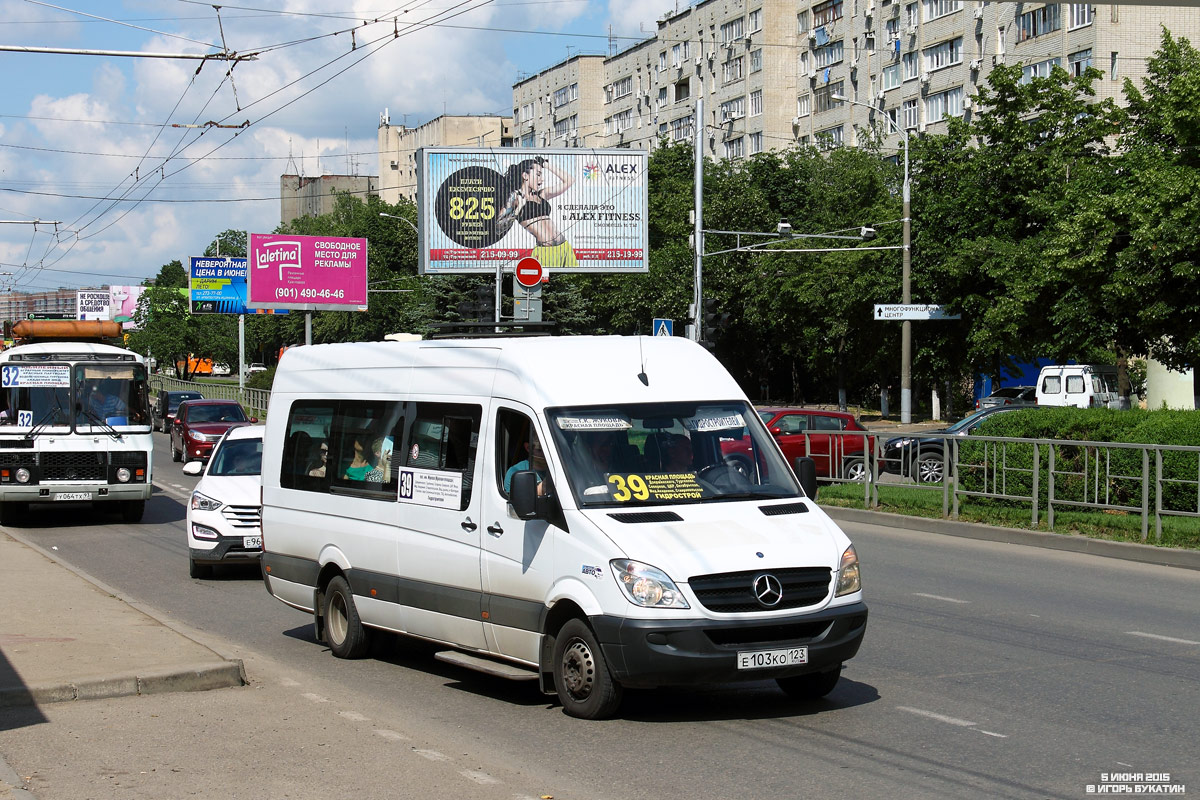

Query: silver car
977;385;1036;410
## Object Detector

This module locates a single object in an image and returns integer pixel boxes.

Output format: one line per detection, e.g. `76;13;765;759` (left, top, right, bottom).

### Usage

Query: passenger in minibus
503;434;549;495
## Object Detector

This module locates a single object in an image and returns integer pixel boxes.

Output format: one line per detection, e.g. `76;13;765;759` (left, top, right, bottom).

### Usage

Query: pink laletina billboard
246;233;369;312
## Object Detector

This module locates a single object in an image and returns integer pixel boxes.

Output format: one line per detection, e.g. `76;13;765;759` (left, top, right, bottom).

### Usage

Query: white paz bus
0;320;153;525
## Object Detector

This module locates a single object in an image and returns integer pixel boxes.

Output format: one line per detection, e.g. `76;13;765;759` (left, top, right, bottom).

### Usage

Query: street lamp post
833;93;912;423
210;232;247;393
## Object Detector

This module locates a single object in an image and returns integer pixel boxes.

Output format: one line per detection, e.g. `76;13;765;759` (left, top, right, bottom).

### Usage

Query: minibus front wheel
323;575;371;659
552;619;623;720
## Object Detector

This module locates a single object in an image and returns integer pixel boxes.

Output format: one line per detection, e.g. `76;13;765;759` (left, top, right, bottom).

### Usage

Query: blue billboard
189;256;248;314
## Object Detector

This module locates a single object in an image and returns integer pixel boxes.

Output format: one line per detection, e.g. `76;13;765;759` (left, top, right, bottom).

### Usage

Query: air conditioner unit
695;55;703;65
807;30;817;42
866;1;876;13
906;24;917;35
706;51;715;61
877;88;887;100
807;67;818;79
918;121;927;132
963;96;973;109
974;6;984;18
992;53;1003;65
851;57;859;69
792;115;803;125
970;58;982;71
919;71;930;84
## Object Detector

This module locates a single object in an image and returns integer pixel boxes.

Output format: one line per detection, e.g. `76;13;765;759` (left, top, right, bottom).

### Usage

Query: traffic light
455;284;495;321
700;298;730;350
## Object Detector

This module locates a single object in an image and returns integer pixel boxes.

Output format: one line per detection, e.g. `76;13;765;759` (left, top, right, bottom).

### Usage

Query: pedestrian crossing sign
652;318;673;337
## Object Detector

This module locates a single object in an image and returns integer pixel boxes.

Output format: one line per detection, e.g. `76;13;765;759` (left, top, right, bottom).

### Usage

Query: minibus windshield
546;401;802;508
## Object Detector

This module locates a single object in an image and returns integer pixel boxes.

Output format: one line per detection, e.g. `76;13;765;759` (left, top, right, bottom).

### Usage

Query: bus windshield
73;364;150;428
545;401;802;509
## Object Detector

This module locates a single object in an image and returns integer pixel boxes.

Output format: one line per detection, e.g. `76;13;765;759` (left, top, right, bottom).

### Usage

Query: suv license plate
54;492;92;501
737;647;808;670
243;536;262;549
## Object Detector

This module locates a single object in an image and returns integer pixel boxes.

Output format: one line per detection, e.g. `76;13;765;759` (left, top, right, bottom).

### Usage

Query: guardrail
803;430;1200;544
149;376;271;421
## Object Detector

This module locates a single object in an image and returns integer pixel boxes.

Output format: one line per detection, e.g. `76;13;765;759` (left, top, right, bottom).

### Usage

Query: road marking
338;711;369;722
460;770;501;785
301;692;329;703
974;729;1008;738
912;593;970;604
1126;631;1200;646
413;749;450;762
897;706;978;727
373;729;409;742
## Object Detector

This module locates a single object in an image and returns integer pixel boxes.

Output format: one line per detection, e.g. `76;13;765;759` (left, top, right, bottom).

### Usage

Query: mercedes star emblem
752;573;783;607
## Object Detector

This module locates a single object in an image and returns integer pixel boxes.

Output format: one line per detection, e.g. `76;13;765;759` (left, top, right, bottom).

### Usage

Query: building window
749;89;763;116
1016;4;1061;42
721;18;745;44
885;107;900;130
886;17;900;40
814;81;845;112
674;80;691;102
749;9;762;32
902;98;919;129
658;87;668;107
750;49;763;72
816;125;844;149
1068;3;1093;29
1069;48;1092;77
553;114;578;138
613;76;633;99
903;51;919;79
672;115;694;141
659;122;669;137
1021;56;1061;83
659;51;668;71
749;131;764;153
724;136;745;158
923;37;963;72
799;134;811;146
905;3;918;27
881;63;902;90
797;10;810;32
800;51;812;76
922;0;962;22
813;0;844;28
925;86;963;121
1110;51;1119;80
722;56;745;83
815;40;845;68
720;96;747;120
552;83;578;108
797;94;811;117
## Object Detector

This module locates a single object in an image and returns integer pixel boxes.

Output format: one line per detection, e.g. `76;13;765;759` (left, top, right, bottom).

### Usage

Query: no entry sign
515;257;544;288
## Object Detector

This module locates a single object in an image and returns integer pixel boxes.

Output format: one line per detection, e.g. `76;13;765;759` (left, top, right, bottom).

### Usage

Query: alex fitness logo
582;162;601;181
255;240;302;279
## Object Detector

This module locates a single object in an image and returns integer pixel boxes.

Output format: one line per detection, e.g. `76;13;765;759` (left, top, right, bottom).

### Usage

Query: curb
822;505;1200;571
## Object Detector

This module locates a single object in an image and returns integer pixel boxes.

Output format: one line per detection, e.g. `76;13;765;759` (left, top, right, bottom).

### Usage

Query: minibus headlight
610;559;689;609
191;492;222;512
835;545;861;596
15;468;31;484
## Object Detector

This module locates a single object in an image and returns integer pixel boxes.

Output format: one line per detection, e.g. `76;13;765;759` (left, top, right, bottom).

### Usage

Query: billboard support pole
495;262;502;334
305;312;312;346
238;314;245;393
692;96;704;343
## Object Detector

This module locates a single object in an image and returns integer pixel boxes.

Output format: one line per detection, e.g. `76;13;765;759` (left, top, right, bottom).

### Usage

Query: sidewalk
0;531;244;709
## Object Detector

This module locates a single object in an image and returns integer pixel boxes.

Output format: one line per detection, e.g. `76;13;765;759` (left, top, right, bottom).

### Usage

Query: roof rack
427;321;556;339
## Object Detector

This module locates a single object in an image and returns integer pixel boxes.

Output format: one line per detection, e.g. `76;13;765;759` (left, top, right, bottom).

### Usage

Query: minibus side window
330;401;405;499
281;403;335;491
1066;375;1085;394
1042;376;1061;394
404;402;481;511
495;408;538;499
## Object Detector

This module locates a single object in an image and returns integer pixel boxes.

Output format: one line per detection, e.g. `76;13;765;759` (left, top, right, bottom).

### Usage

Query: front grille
111;451;146;467
607;511;684;523
689;567;832;613
42;452;106;481
222;505;262;530
0;453;36;469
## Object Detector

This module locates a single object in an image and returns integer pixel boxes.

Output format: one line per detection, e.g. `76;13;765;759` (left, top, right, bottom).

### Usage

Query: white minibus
260;336;867;719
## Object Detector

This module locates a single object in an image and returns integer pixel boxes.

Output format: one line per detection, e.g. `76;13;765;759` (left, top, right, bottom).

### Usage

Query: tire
552;618;623;720
913;452;944;483
171;438;182;462
776;667;841;701
842;457;867;482
323;575;371;659
120;499;146;523
189;559;213;579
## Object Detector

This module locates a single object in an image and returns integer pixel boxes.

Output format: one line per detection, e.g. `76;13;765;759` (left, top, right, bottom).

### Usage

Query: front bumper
189;538;262;565
0;484;152;503
590;601;867;688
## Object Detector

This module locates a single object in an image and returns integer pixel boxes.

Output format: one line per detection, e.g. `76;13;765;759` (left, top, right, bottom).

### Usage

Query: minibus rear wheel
552;619;622;720
323;575;371;659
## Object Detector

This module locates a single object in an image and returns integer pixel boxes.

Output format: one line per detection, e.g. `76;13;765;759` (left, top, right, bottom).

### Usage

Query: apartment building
516;1;1198;159
0;288;88;326
280;173;380;226
376;111;514;204
512;54;607;148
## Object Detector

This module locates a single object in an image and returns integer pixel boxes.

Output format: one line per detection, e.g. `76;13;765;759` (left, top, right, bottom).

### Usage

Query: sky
0;0;681;293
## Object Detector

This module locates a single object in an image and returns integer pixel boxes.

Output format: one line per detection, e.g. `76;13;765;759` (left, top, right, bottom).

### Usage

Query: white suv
184;425;264;578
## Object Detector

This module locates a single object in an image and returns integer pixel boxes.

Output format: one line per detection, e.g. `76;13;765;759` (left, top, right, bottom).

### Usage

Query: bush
245;367;275;390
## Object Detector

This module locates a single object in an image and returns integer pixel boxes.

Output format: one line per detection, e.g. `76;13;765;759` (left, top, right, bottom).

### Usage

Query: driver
660;433;693;472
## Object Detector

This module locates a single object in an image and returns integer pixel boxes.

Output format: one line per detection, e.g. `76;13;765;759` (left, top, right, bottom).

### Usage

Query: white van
259;336;867;719
1036;364;1119;408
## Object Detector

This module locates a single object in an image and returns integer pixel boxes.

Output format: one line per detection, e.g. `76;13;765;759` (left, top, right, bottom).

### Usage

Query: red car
170;400;256;464
723;407;874;481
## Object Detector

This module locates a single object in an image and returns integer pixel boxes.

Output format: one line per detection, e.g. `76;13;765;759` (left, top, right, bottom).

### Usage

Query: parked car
170;399;256;463
245;362;267;375
723;407;874;481
881;406;1032;483
1036;364;1119;408
152;390;205;432
183;425;264;578
976;385;1036;410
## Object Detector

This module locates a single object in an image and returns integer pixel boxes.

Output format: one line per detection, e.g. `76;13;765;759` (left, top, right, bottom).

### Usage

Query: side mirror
182;461;204;476
509;471;543;520
793;456;818;500
250;416;259;424
771;426;783;436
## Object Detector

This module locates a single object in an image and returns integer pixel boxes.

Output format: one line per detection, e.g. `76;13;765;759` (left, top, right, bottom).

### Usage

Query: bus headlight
15;468;30;484
835;545;861;596
116;467;131;483
610;559;690;609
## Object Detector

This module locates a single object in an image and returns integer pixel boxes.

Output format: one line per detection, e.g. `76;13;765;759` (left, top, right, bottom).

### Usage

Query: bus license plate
737;647;808;670
54;493;92;501
243;536;262;549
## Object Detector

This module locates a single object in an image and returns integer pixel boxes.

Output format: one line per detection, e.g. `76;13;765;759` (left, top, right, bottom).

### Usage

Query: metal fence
149;376;272;421
812;430;1200;544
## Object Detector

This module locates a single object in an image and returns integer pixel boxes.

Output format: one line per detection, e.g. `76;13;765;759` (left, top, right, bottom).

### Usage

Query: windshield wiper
24;402;67;441
76;404;123;440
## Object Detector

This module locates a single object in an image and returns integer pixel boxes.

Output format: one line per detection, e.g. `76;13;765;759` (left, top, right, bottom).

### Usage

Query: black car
152;390;205;432
881;406;1031;483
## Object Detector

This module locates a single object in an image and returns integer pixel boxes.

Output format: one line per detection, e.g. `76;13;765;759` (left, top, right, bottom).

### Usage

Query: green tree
127;261;238;380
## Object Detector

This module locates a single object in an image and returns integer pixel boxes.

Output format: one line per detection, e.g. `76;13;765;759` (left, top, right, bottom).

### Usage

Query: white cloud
606;0;675;37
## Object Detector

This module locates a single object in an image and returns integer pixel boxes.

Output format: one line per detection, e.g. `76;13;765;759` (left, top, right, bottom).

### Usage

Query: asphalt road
7;429;1199;799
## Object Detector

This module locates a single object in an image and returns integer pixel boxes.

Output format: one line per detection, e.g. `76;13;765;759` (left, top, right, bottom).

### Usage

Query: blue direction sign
652;318;673;337
190;257;248;314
